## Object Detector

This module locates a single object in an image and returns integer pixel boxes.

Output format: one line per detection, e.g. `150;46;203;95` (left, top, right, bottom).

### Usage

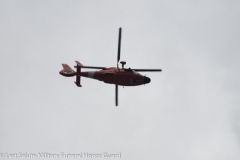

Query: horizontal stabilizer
75;81;82;87
75;61;82;87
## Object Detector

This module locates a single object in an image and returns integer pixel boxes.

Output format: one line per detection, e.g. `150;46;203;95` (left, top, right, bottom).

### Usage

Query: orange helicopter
59;28;162;106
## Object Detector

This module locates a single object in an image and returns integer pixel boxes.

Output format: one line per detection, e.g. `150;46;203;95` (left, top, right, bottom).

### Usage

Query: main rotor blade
132;69;162;72
115;85;118;106
74;66;106;69
117;28;122;68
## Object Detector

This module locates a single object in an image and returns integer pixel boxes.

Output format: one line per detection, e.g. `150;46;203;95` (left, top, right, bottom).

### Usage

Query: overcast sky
0;0;240;160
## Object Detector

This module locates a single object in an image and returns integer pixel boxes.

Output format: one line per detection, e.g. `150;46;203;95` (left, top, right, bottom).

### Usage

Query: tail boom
59;61;83;87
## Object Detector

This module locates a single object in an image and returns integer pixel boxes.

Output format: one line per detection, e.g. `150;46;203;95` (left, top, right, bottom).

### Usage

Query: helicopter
59;28;162;106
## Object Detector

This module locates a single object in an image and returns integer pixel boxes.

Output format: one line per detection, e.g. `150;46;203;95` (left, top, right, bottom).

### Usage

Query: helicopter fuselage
60;67;151;86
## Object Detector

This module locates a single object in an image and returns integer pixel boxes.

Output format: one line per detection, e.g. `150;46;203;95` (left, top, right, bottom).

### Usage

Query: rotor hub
120;61;126;69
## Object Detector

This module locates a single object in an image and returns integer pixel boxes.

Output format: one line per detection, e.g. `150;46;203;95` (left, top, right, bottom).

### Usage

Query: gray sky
0;0;240;160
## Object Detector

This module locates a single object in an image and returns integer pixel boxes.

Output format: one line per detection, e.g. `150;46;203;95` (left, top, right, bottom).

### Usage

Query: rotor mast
120;61;126;69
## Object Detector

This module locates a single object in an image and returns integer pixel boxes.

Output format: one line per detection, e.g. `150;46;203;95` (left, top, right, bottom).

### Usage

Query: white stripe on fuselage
88;71;95;78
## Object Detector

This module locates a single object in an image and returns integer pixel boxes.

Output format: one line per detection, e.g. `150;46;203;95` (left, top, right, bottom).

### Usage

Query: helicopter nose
144;76;151;84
